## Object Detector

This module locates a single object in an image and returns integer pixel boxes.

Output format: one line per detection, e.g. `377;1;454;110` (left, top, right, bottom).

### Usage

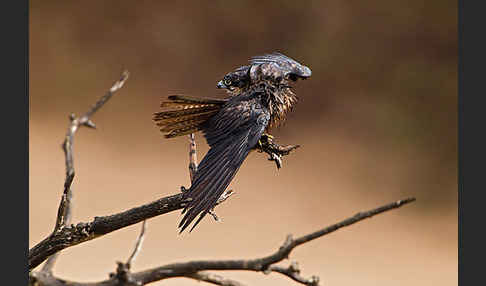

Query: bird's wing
250;52;312;79
250;52;296;65
179;95;270;233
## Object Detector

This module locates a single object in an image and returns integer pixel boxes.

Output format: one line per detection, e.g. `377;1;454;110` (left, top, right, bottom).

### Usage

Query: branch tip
36;71;130;274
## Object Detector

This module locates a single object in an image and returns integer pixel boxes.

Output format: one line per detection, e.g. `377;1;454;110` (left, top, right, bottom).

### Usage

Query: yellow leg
262;133;274;140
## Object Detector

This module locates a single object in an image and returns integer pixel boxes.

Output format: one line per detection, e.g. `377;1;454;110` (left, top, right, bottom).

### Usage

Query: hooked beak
217;80;226;89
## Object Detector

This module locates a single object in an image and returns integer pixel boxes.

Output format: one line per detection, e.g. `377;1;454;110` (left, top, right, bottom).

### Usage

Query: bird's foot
257;133;275;153
269;152;283;169
262;133;274;140
257;140;264;152
258;136;300;169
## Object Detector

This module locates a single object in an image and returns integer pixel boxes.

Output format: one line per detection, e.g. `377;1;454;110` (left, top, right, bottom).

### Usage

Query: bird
153;52;312;232
216;64;252;95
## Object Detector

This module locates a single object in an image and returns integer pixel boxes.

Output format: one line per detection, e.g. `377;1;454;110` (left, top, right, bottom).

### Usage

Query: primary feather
178;91;269;232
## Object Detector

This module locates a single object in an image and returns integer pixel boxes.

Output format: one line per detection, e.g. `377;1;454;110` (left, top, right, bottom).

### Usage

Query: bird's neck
251;82;298;129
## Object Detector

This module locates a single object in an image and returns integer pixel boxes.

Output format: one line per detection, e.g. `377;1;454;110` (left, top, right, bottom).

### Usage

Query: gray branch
185;272;247;286
126;220;147;268
29;192;186;270
29;198;415;286
268;262;319;286
188;133;198;181
39;70;130;273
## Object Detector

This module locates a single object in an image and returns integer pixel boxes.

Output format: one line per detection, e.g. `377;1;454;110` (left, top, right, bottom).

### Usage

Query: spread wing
250;52;297;65
179;94;270;233
250;52;312;79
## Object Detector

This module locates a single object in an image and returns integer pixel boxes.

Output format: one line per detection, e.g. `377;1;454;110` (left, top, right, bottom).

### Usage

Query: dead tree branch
126;220;147;268
268;262;319;286
184;272;247;286
188;133;198;181
29;192;185;270
38;70;130;273
30;197;415;285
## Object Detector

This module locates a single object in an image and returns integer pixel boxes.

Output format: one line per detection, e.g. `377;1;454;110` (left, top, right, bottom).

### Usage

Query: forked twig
268;262;319;286
185;272;247;286
40;70;130;273
126;220;147;268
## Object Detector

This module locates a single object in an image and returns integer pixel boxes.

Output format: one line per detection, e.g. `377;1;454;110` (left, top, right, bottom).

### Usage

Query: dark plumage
153;95;226;138
216;65;251;95
153;52;311;232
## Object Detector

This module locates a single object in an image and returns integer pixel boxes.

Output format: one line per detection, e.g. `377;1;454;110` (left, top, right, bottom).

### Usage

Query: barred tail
153;95;226;138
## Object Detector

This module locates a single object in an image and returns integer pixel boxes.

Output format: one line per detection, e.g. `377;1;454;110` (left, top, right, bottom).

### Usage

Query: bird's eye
224;78;232;86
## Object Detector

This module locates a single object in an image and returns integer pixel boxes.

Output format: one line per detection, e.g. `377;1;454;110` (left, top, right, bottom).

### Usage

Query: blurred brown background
29;1;457;285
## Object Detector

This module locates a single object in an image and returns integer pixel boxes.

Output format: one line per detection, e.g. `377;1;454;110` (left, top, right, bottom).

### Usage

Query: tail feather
165;125;203;138
153;95;227;139
166;95;227;105
154;107;219;121
154;110;218;127
160;102;219;109
158;117;208;132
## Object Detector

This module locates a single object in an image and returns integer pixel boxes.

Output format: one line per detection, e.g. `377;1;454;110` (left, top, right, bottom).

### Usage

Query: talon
268;153;282;169
275;156;282;169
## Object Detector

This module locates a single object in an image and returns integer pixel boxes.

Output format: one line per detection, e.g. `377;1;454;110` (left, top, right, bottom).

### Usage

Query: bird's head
217;65;251;94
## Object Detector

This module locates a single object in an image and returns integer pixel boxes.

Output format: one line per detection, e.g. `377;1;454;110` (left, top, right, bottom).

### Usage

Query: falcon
153;53;311;232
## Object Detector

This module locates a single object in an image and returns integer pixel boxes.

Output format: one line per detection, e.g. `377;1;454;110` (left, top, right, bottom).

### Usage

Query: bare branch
31;198;415;285
30;185;231;270
188;133;198;181
142;198;416;283
126;220;147;268
29;192;186;270
185;272;247;286
268;262;319;286
109;262;142;286
40;70;130;273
